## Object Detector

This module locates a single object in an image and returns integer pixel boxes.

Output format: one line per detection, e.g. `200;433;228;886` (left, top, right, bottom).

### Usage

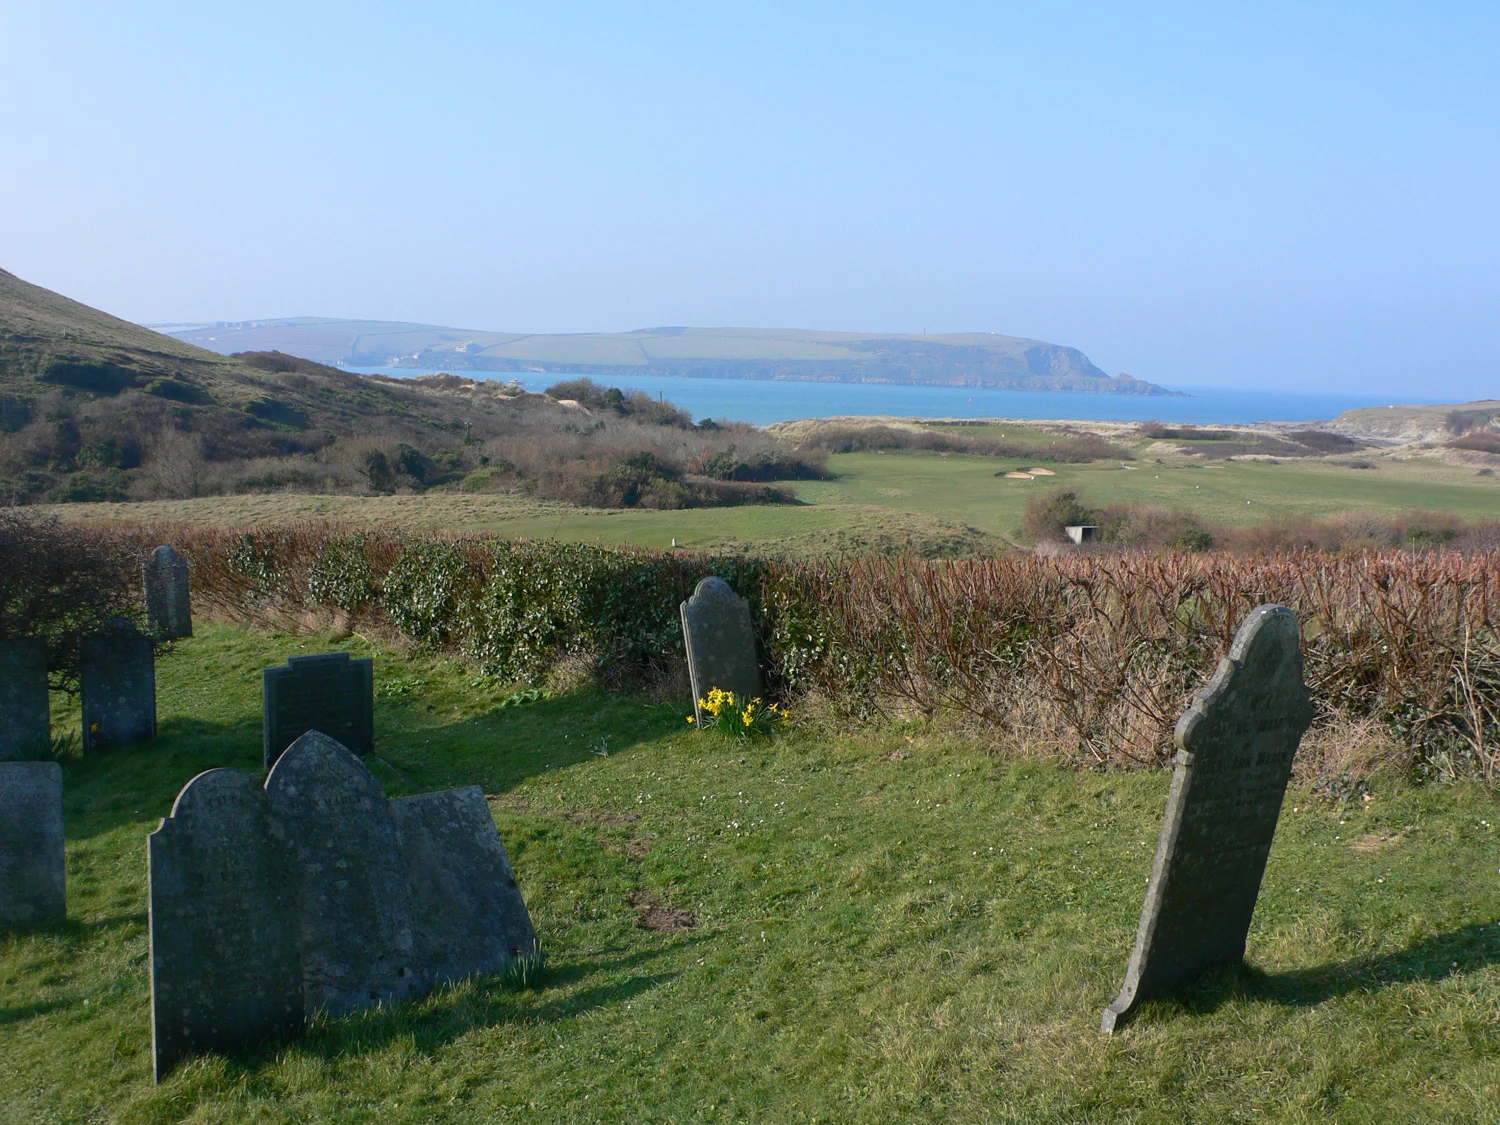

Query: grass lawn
5;624;1500;1123
48;448;1500;554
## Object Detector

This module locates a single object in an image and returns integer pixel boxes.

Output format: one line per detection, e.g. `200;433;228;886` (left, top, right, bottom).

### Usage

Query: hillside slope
165;318;1173;395
0;270;817;504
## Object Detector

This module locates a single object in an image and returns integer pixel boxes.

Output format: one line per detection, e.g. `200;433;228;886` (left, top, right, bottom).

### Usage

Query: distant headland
161;319;1181;397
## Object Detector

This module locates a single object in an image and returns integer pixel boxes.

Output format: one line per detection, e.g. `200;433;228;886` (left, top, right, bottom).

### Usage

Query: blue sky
2;2;1496;397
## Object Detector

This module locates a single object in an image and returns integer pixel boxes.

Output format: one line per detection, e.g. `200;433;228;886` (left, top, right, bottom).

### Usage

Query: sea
344;367;1421;428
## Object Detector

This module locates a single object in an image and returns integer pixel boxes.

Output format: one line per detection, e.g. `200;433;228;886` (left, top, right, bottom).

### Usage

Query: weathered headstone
0;639;51;761
81;617;156;751
262;652;374;771
148;768;302;1081
144;545;193;640
391;787;538;985
0;762;66;927
680;577;761;725
1101;604;1313;1033
264;730;420;1016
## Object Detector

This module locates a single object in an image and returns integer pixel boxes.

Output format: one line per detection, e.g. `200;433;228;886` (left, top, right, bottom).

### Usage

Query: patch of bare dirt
1349;831;1406;853
630;891;698;933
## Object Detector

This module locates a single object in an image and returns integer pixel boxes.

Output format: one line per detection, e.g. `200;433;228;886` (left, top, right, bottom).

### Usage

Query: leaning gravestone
264;730;420;1016
262;652;374;771
81;618;156;751
144;545;193;640
0;762;66;927
392;787;539;985
0;639;51;760
1101;604;1314;1033
148;768;302;1081
680;577;761;725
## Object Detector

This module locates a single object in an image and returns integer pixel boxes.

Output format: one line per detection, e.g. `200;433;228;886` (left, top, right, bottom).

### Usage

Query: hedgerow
98;520;1500;782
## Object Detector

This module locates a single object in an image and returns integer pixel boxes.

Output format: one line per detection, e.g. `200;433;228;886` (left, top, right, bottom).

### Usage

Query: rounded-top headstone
680;576;762;724
264;730;419;1016
148;767;302;1081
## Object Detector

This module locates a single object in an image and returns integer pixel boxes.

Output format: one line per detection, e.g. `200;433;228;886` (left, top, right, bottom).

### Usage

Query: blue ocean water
346;367;1420;427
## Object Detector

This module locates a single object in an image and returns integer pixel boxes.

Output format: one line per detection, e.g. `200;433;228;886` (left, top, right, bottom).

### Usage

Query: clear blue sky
2;2;1496;396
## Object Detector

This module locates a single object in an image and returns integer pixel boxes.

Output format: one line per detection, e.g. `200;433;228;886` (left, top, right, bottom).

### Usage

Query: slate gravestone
81;618;156;751
680;577;761;724
264;730;420;1016
1101;604;1314;1034
262;652;374;771
149;768;302;1081
0;639;50;761
0;762;65;927
144;545;193;640
391;787;539;985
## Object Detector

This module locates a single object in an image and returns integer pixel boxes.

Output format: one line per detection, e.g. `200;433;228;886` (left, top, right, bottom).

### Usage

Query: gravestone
0;639;51;761
1101;604;1313;1033
264;730;420;1016
680;577;761;725
144;545;193;640
81;618;156;751
148;768;302;1081
391;787;538;985
262;652;374;771
0;762;66;927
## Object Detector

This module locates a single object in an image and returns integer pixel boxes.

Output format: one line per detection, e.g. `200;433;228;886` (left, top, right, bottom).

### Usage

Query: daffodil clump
688;687;787;738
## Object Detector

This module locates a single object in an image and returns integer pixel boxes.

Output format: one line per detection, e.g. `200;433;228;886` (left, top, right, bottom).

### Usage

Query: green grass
51;445;1500;554
5;624;1500;1122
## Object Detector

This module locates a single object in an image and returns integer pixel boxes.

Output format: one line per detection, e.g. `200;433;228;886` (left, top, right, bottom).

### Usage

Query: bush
46;469;131;503
1022;490;1097;542
383;539;473;645
0;510;146;690
306;533;378;613
464;542;601;682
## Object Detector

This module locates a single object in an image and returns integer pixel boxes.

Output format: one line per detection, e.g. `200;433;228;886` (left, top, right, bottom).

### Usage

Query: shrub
464;542;600;682
382;539;473;644
306;533;378;613
1022;490;1097;542
1448;430;1500;455
46;469;131;502
0;510;146;690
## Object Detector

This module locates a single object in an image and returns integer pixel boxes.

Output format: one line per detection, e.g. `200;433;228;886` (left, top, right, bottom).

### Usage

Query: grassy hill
165;318;1174;395
0;270;819;505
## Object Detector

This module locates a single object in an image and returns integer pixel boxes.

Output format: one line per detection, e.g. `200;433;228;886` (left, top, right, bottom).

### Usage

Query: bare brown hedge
0;509;147;689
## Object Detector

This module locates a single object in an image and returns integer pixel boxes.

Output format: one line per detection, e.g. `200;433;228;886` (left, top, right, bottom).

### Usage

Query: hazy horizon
3;3;1496;399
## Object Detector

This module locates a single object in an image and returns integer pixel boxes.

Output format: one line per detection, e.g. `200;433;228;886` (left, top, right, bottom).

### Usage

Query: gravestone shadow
0;999;72;1027
230;938;700;1070
59;689;677;841
1155;922;1500;1019
367;691;684;797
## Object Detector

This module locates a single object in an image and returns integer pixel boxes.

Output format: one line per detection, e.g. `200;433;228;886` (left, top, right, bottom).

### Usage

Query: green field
5;624;1499;1122
50;446;1500;553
